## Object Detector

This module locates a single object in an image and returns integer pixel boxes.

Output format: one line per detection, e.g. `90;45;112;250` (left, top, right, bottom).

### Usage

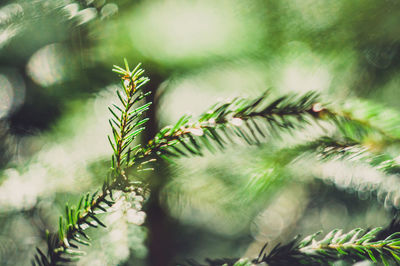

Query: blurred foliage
0;0;400;265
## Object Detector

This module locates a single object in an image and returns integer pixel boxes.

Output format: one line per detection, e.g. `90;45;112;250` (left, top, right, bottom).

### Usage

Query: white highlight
26;43;67;87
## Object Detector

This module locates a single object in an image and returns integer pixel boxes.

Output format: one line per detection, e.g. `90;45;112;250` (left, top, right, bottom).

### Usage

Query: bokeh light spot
101;3;118;19
76;8;97;25
26;43;69;87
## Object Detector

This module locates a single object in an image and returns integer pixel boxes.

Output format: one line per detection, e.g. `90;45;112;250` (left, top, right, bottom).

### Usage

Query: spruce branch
255;222;400;265
131;91;324;164
309;137;400;175
32;60;151;266
285;136;400;208
283;136;400;176
131;91;400;168
249;136;400;209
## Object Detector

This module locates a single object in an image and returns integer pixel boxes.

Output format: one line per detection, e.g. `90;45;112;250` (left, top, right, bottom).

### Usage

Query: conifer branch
32;60;151;265
284;136;400;208
131;92;400;168
311;137;400;175
131;91;323;164
286;136;400;176
255;221;400;265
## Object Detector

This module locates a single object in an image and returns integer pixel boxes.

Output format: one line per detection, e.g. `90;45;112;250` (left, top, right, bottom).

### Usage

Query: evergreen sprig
132;91;323;165
32;60;151;266
256;222;400;265
108;60;151;179
133;91;400;167
284;136;400;176
310;137;400;175
283;136;400;208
